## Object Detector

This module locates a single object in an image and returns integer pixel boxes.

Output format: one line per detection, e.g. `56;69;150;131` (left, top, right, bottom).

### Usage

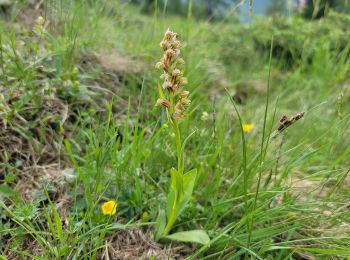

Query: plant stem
172;119;183;174
248;35;274;250
162;118;183;236
163;211;177;235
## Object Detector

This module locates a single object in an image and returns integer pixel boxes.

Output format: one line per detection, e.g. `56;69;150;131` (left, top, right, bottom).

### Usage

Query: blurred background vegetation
127;0;350;20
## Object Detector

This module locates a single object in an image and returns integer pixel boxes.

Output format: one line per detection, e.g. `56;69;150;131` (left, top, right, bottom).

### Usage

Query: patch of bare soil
77;49;147;119
0;94;68;174
100;228;189;260
2;236;44;260
2;227;191;260
96;52;145;75
16;164;74;215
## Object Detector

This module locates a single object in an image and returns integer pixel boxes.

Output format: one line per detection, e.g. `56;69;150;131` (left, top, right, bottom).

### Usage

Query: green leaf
4;173;16;183
166;168;182;219
45;189;63;242
182;168;197;198
0;184;14;197
265;246;350;255
177;168;197;216
155;209;166;241
163;230;210;245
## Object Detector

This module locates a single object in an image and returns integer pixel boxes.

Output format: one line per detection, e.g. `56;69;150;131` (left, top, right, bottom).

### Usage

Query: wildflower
180;90;189;98
173;107;185;121
162;81;173;90
172;68;181;76
177;58;185;65
156;98;171;109
160;41;168;49
101;200;117;216
180;77;188;85
155;62;163;69
155;29;190;121
36;16;45;25
154;30;207;239
243;124;255;133
201;111;209;121
34;16;46;34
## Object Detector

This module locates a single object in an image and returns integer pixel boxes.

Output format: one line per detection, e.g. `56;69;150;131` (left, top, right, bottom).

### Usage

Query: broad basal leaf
163;229;210;245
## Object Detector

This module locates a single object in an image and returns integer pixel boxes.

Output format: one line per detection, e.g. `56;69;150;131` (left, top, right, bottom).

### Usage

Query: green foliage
302;0;350;19
128;0;239;20
163;229;210;244
163;168;197;235
1;0;350;259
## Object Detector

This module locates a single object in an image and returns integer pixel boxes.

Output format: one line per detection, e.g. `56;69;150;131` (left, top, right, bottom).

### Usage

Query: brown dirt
3;227;191;260
96;52;145;75
2;236;44;260
15;164;74;203
100;228;189;260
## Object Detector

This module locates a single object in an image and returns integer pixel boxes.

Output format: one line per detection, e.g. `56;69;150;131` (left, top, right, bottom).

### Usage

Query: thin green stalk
152;0;158;37
0;33;5;78
248;35;274;249
186;0;192;41
172;119;183;174
159;113;183;237
225;87;248;241
162;0;168;15
162;118;183;235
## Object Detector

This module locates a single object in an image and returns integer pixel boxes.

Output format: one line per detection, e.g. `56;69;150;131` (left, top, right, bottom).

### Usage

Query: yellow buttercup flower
101;200;117;216
243;124;255;133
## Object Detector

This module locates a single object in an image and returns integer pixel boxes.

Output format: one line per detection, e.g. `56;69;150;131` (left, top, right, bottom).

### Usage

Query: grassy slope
1;1;350;259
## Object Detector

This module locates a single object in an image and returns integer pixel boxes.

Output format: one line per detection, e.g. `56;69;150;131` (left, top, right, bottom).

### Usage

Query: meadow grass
1;0;350;259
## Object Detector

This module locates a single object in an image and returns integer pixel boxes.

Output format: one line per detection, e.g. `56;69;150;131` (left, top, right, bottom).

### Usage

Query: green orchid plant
154;29;209;245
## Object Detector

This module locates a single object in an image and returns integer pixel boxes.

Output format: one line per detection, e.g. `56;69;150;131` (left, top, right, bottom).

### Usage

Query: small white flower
172;69;181;76
155;62;163;69
180;91;189;98
165;49;175;57
177;58;185;65
160;41;168;49
162;81;172;89
172;40;181;49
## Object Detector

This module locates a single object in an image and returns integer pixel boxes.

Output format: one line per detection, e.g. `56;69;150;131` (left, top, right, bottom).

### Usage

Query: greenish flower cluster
155;29;190;121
